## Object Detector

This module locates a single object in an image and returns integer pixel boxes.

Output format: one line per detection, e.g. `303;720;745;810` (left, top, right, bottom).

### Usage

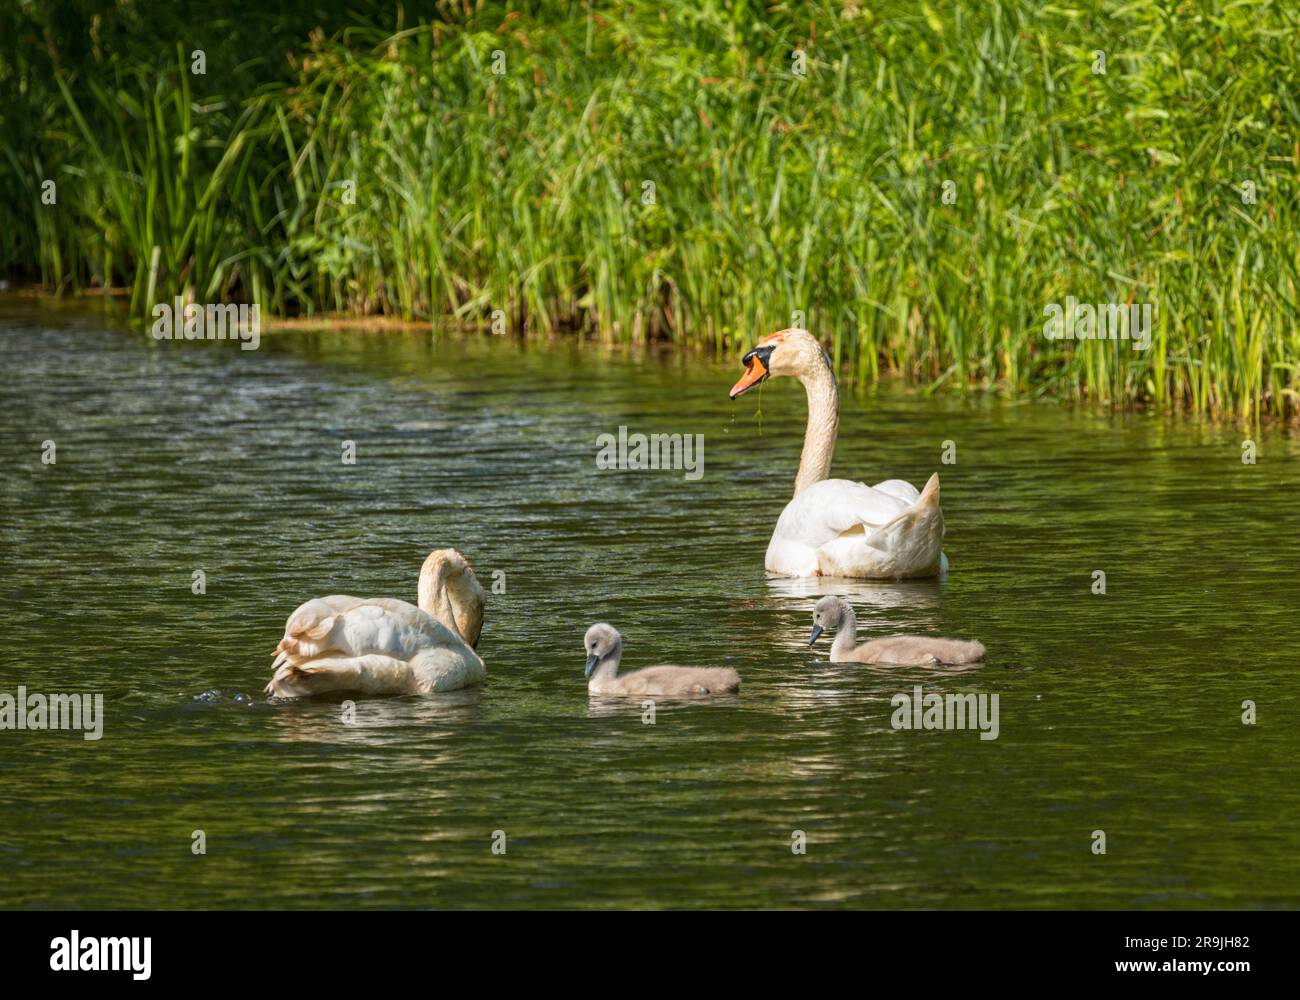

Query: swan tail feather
918;471;941;508
856;473;945;577
262;655;366;697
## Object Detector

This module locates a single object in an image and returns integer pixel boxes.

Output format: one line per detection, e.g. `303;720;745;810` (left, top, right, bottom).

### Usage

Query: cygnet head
808;596;850;646
584;623;622;677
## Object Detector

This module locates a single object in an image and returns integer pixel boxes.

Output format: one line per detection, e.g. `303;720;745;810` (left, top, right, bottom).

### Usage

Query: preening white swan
266;549;486;698
808;597;985;666
583;624;741;697
730;328;947;579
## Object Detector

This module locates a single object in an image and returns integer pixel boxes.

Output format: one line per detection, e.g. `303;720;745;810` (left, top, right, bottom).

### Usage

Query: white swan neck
417;552;484;647
793;361;839;496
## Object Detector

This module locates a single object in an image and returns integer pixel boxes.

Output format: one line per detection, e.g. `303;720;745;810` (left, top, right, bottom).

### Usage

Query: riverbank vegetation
2;1;1297;419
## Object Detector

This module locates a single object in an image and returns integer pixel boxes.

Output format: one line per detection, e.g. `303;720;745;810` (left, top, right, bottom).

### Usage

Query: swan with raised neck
730;328;948;579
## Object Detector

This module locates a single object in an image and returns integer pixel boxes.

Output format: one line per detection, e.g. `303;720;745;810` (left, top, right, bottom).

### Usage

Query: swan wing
330;603;440;660
769;479;914;548
606;666;741;697
270;596;482;697
766;475;946;578
265;653;419;697
339;598;458;644
265;646;486;698
276;597;447;659
869;479;923;505
316;595;447;637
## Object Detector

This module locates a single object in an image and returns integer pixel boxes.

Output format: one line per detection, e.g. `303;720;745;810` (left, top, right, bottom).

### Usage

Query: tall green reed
2;1;1297;419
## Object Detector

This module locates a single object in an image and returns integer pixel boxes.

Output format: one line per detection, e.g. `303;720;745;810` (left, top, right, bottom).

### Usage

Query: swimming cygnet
808;596;985;665
583;623;741;696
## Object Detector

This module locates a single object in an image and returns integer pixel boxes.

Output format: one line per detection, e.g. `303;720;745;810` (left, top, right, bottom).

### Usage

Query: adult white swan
266;549;486;697
729;328;947;579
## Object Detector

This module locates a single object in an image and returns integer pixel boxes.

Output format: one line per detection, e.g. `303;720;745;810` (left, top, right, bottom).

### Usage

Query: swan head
584;623;622;676
808;596;849;645
729;328;830;398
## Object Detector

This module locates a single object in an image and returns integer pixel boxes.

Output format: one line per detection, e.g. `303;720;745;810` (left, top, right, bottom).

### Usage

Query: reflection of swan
266;549;486;698
268;689;485;746
583;624;740;697
730;328;947;579
764;574;942;610
807;597;984;666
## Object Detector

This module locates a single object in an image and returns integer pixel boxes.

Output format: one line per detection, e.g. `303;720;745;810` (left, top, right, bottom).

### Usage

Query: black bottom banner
0;909;1283;987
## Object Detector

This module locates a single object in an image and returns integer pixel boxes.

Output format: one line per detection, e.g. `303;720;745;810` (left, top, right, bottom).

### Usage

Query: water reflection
765;574;943;610
267;690;487;745
3;298;1299;909
848;661;989;680
585;693;743;718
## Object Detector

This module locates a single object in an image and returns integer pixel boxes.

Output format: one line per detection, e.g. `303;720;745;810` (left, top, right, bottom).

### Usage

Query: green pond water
1;298;1297;909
